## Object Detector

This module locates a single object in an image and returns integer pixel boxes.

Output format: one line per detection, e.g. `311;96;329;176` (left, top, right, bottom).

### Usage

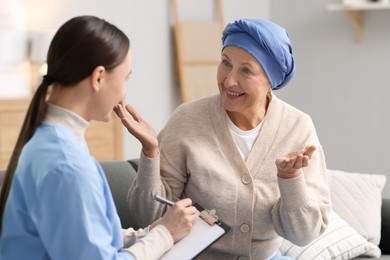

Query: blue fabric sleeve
29;162;134;260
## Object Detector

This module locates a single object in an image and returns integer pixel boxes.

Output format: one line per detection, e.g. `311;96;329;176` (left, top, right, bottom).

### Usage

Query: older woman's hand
275;145;316;179
114;101;159;158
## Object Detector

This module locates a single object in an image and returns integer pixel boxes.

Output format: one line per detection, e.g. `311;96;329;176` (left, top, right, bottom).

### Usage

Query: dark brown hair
0;15;130;232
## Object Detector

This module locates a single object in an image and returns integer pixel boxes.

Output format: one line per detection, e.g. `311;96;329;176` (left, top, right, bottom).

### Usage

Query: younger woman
0;15;197;260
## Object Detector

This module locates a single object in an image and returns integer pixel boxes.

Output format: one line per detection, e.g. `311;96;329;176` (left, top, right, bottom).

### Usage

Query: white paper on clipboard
159;205;229;260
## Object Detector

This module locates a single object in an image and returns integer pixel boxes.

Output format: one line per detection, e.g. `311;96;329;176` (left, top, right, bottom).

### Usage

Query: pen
152;194;174;206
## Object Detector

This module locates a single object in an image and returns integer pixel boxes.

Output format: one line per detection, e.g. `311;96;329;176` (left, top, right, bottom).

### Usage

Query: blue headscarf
222;19;295;90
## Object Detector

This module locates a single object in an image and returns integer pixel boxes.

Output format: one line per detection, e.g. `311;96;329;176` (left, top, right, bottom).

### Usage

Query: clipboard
159;203;230;260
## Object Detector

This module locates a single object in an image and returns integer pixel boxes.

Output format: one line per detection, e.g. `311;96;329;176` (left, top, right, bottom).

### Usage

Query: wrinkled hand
275;145;316;179
114;102;158;158
154;198;197;243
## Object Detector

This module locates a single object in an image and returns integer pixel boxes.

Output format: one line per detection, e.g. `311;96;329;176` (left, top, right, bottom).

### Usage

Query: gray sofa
0;159;389;259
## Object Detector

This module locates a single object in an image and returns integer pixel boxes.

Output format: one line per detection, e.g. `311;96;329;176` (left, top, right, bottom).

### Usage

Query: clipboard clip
199;208;221;226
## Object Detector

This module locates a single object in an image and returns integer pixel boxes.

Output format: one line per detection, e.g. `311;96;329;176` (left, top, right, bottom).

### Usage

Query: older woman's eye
242;67;251;74
222;59;231;68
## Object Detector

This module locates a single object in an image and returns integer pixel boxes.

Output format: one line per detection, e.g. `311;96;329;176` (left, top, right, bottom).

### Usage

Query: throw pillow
279;211;381;259
329;169;387;245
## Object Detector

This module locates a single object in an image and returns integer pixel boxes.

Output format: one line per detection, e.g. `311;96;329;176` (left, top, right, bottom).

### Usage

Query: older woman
117;18;330;259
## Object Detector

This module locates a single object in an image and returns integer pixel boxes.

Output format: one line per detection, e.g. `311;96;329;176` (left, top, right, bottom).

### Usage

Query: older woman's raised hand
114;102;159;158
275;145;316;179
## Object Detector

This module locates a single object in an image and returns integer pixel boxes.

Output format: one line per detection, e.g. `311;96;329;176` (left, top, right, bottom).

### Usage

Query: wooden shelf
0;99;30;169
327;2;390;42
0;99;123;169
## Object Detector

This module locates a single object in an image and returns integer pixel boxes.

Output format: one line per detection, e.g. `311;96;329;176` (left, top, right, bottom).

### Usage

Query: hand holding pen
152;194;197;243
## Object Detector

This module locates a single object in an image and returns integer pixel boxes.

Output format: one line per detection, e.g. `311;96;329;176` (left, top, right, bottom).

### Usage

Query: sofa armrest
0;169;4;184
380;197;390;254
128;158;139;172
100;160;137;229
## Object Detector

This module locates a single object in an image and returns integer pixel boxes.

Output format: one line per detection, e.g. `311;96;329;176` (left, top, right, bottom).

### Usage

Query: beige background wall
271;0;390;198
18;0;390;198
24;0;268;159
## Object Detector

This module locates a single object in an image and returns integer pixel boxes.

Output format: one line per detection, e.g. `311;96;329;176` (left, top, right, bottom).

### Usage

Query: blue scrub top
0;123;134;260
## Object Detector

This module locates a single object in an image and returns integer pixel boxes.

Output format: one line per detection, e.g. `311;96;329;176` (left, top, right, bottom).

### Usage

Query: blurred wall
270;0;390;198
0;0;30;98
24;0;269;160
23;0;389;198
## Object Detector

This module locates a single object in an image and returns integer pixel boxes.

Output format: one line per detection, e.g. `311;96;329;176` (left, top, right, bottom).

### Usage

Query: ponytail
0;81;51;233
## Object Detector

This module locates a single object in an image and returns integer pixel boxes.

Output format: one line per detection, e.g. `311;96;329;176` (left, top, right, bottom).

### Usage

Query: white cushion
329;169;387;245
279;211;381;259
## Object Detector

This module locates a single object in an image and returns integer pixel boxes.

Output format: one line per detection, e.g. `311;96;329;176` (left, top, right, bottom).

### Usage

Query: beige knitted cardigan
129;94;330;260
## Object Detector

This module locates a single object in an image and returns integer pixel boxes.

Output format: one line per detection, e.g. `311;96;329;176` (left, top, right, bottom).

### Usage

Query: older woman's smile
226;88;245;97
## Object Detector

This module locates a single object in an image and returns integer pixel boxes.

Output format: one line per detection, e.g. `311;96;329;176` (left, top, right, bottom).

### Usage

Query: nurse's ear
90;66;106;92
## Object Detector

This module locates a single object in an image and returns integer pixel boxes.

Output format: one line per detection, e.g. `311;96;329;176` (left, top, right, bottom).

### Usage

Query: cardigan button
240;223;250;233
241;175;251;185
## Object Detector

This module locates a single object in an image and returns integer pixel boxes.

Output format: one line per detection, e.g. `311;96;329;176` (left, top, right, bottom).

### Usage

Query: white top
227;114;264;160
43;103;89;147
